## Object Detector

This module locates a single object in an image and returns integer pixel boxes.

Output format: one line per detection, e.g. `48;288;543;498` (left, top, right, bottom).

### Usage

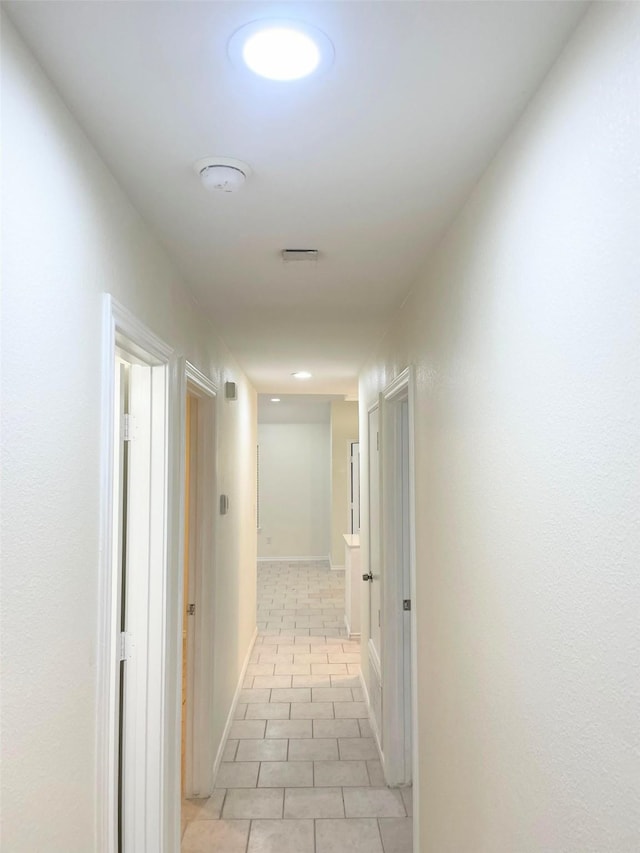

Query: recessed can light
292;371;312;380
228;19;334;81
270;397;281;402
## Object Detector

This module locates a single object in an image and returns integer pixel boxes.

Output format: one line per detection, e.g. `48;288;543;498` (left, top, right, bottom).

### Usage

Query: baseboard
344;614;361;640
359;667;384;773
257;556;329;563
330;562;345;572
211;626;258;788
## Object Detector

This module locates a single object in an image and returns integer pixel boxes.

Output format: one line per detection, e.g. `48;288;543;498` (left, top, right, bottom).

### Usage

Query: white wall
0;17;257;853
258;423;330;560
360;4;640;851
329;401;359;567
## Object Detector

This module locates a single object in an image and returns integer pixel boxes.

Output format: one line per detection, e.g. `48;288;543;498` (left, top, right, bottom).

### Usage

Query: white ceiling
7;1;586;396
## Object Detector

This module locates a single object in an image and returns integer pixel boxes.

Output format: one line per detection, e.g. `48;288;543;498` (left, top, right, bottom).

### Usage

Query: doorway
180;363;217;804
381;367;418;844
98;296;176;853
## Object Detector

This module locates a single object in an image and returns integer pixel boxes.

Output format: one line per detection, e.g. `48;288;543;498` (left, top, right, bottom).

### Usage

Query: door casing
97;295;181;853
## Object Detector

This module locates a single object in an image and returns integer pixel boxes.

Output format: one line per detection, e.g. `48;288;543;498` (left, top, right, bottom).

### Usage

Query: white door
400;398;412;778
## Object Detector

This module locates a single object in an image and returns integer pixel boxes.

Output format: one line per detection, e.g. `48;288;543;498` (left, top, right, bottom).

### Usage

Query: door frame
381;366;419;843
365;398;383;751
97;295;181;853
177;361;218;802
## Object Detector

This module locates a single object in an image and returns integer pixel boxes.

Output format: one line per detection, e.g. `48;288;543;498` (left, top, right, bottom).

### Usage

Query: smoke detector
195;157;252;192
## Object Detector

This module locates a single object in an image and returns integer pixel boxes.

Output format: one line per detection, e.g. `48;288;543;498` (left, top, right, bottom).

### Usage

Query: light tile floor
182;560;413;853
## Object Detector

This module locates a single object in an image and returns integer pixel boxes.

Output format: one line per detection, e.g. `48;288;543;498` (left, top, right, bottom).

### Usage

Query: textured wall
1;17;256;852
360;4;640;850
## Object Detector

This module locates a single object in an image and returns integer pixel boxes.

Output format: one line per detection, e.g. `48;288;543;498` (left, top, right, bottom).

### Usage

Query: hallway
181;562;412;853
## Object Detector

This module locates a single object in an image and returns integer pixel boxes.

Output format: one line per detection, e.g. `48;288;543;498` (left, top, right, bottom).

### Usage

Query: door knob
362;572;373;582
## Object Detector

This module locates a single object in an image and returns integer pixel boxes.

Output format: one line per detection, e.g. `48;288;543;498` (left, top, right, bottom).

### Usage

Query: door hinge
119;631;134;661
122;413;136;442
403;599;411;611
187;603;196;616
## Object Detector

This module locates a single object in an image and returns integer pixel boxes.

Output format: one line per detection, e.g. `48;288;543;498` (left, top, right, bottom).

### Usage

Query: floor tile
313;719;360;739
181;819;250;853
223;739;239;761
359;718;373;738
245;702;291;720
378;817;413;853
339;737;379;760
248;818;314;853
330;673;360;687
239;689;272;704
315;818;384;853
275;663;311;675
182;789;225;821
222;788;284;819
312;687;354;703
258;653;293;665
290;701;335;719
334;702;369;719
293;675;333;687
229;720;267;739
294;653;330;664
284;786;345;818
253;675;293;689
328;653;361;664
215;762;259;788
367;760;385;786
270;687;311;703
265;719;312;739
258;761;314;788
236;738;288;762
247;663;276;677
343;787;406;818
401;786;413;817
313;760;370;787
288;738;339;761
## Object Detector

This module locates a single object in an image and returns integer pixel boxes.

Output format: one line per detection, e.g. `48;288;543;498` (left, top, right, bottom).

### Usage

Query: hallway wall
359;4;639;851
257;423;331;560
0;16;257;853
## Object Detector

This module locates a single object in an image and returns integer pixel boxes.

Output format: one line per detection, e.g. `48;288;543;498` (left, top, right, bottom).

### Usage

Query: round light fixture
194;157;252;193
270;398;281;403
228;19;334;81
292;371;312;380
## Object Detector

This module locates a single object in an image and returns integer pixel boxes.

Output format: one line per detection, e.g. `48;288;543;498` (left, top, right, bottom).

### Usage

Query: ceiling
6;1;586;397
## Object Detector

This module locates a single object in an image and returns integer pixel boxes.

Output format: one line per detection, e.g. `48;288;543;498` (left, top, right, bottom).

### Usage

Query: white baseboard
330;562;345;572
359;666;384;773
344;614;361;639
257;556;329;563
211;626;258;788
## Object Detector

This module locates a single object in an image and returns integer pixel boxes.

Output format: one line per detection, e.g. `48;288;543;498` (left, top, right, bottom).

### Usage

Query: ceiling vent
195;157;252;193
282;249;319;263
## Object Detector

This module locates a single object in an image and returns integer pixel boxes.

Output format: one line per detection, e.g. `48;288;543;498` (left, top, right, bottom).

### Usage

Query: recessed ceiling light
292;371;312;380
270;397;281;402
228;20;334;81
